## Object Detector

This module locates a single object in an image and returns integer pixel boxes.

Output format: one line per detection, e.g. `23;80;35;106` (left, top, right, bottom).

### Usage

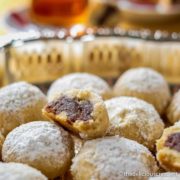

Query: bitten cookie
43;89;109;139
0;162;47;180
0;82;47;136
71;136;158;180
105;97;164;150
149;172;180;180
0;132;4;160
156;121;180;171
166;89;180;124
2;121;74;179
47;73;112;101
113;68;171;114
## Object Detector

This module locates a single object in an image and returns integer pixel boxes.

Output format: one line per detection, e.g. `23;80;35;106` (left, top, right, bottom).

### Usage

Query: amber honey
31;0;88;26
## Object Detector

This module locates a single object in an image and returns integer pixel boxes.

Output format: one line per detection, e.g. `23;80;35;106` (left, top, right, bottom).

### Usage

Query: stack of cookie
0;68;180;180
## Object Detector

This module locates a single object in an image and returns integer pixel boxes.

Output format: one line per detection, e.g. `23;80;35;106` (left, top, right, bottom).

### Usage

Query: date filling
45;96;93;122
165;132;180;152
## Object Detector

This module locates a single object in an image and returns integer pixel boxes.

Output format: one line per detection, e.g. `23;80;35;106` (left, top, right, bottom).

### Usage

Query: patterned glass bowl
0;27;180;93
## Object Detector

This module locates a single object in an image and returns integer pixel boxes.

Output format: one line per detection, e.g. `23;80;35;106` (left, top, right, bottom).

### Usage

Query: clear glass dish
0;27;180;93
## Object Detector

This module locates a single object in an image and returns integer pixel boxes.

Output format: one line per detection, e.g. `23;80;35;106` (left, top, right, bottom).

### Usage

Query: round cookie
149;173;180;180
43;89;109;140
113;68;171;114
105;97;164;150
156;121;180;171
2;121;74;179
71;136;158;180
0;82;47;136
47;73;112;101
0;132;4;160
0;162;47;180
166;89;180;124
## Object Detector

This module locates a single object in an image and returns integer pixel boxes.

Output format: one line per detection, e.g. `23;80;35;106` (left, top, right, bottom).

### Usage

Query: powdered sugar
0;162;47;180
0;82;46;113
2;121;72;175
2;121;69;163
47;73;111;101
105;97;164;149
115;68;169;92
0;82;47;135
113;68;171;115
71;136;158;180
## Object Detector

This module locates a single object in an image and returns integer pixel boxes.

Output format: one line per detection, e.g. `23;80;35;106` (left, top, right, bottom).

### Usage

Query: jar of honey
30;0;88;27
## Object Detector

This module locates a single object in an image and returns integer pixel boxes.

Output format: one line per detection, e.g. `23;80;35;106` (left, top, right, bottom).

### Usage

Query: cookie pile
0;68;180;180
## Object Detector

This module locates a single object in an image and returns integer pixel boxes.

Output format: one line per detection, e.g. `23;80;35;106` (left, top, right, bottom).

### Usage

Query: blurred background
0;0;180;91
0;0;180;34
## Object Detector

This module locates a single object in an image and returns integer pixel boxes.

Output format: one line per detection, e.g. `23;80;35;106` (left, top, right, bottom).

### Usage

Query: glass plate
0;27;180;93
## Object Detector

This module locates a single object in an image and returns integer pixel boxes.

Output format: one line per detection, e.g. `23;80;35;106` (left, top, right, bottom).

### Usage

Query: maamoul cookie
47;73;112;101
156;121;180;171
0;82;47;136
43;89;109;139
0;132;4;160
71;136;158;180
0;162;47;180
149;172;180;180
105;97;164;150
2;121;74;179
113;68;171;114
166;89;180;124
